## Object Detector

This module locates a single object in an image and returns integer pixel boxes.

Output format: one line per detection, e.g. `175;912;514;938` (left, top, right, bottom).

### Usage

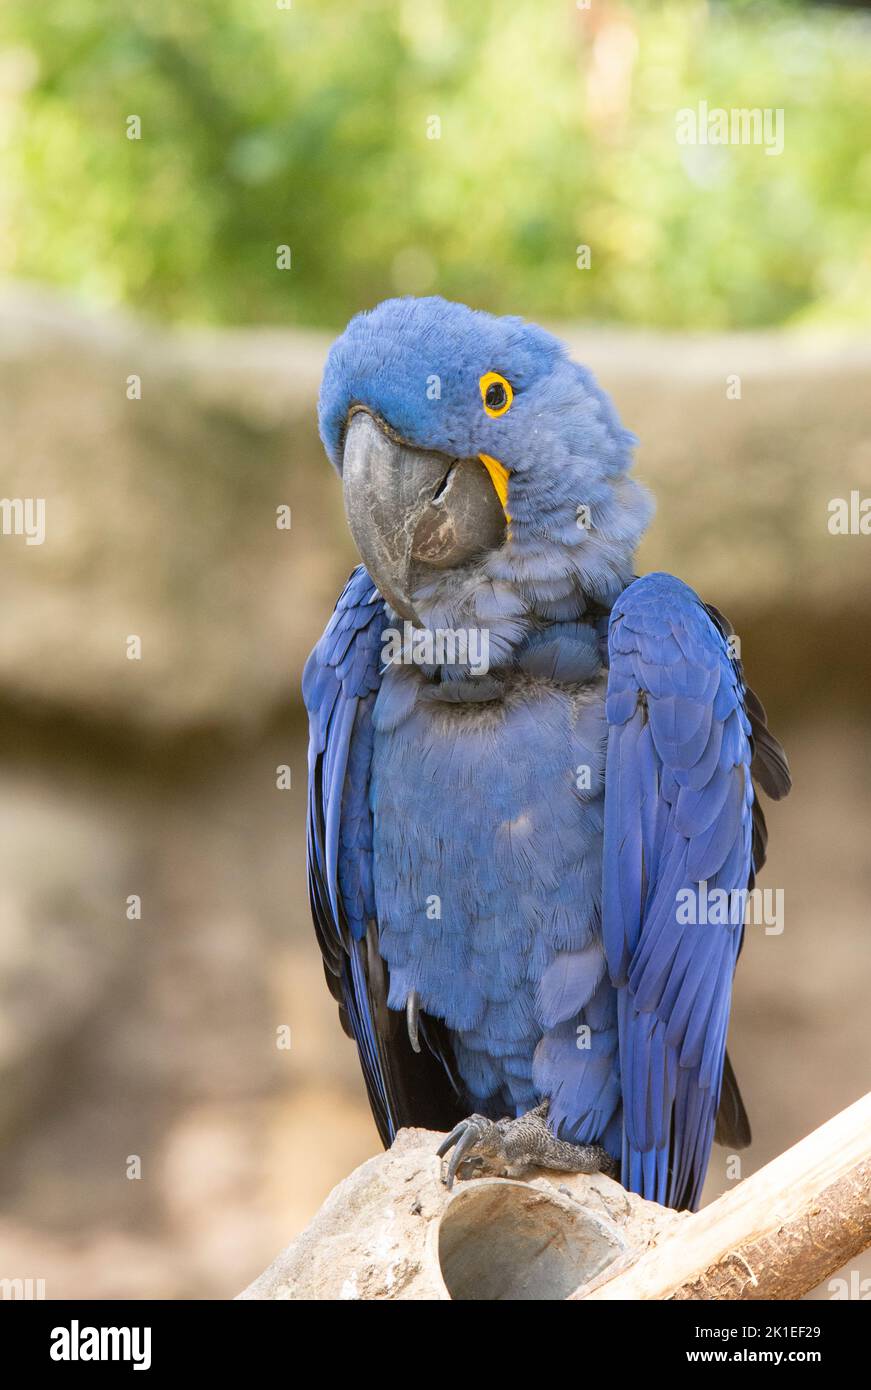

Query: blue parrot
304;297;790;1210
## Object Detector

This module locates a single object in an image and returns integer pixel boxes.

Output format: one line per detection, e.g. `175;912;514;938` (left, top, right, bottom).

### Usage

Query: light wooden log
571;1091;871;1300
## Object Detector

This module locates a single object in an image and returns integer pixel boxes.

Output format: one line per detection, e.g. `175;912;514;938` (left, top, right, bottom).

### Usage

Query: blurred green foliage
1;0;869;331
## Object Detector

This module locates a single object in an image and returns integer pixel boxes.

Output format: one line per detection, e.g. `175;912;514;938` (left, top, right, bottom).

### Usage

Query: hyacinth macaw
304;297;790;1210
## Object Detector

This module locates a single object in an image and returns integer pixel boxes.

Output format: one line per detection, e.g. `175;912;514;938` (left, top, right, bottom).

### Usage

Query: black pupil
486;381;507;409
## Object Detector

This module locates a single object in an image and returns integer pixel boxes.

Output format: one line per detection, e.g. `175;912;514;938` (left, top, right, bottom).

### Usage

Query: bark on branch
570;1091;871;1300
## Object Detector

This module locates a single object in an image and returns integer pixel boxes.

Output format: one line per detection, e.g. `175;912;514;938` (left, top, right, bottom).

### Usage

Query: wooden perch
240;1094;871;1300
571;1091;871;1300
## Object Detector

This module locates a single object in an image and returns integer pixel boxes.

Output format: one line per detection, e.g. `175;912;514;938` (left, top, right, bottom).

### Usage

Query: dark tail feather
715;1050;752;1149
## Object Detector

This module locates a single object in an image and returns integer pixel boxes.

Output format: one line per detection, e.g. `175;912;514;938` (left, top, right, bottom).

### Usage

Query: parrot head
318;296;652;629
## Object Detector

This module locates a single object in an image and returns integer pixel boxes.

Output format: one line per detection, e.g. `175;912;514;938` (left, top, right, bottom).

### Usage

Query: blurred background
0;0;869;1300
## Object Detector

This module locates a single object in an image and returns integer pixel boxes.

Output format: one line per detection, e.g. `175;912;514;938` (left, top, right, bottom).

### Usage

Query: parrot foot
437;1101;617;1190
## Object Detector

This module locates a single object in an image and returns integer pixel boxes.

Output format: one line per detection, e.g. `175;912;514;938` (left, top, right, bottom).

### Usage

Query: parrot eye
480;371;513;418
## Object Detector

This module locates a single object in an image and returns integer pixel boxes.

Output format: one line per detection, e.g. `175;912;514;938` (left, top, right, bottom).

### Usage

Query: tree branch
570;1091;871;1300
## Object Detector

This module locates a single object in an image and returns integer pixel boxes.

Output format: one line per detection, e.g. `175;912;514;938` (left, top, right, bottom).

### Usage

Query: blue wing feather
303;566;394;1136
603;572;754;1209
303;565;465;1146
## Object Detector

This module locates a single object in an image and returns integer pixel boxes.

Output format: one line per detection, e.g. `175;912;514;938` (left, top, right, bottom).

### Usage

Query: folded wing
603;572;789;1209
303;565;463;1143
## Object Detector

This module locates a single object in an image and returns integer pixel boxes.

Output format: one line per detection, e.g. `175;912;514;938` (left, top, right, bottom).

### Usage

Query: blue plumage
304;296;789;1210
602;573;756;1206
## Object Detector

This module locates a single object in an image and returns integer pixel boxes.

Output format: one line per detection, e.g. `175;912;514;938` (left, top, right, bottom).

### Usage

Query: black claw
444;1122;482;1190
406;990;421;1053
436;1120;466;1160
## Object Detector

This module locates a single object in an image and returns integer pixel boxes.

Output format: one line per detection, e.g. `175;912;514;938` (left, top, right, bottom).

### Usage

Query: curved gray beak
341;411;506;625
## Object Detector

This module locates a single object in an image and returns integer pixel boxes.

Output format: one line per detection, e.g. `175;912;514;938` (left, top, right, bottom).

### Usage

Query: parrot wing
303;565;464;1145
603;572;789;1209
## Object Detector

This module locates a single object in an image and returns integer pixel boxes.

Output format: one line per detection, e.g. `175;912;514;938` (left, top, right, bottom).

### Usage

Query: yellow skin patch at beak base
478;453;511;524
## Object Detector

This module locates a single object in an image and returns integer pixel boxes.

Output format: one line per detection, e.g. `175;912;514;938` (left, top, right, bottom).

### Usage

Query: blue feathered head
319;296;652;624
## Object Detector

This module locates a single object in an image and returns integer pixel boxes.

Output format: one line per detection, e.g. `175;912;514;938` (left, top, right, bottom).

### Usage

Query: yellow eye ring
480;371;513;418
